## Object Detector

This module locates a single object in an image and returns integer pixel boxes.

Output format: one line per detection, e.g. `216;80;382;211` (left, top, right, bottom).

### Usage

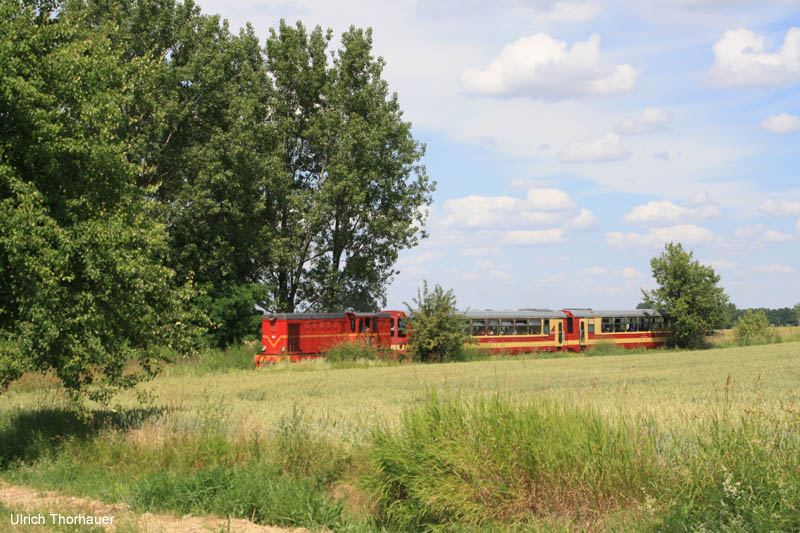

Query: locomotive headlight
262;345;267;353
281;346;286;353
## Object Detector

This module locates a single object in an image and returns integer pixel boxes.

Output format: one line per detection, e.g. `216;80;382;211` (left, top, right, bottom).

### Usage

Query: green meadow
1;342;799;531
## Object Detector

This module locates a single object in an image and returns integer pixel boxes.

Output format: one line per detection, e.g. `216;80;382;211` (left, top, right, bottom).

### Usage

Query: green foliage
0;1;204;401
368;392;663;530
195;282;267;348
793;303;800;325
734;310;775;346
130;465;344;529
642;242;729;349
404;281;469;363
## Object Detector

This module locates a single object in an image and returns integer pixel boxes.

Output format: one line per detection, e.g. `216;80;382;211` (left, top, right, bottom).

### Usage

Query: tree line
0;0;433;399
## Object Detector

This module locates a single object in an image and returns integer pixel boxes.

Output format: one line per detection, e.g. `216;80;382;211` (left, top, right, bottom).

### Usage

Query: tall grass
658;417;800;532
323;340;387;363
368;392;664;530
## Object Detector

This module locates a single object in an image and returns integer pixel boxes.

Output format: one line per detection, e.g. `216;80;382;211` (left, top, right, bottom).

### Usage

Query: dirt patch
0;482;307;532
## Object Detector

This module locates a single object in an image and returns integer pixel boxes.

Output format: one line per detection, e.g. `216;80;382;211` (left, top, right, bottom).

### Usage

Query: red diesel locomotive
254;310;408;367
253;307;666;366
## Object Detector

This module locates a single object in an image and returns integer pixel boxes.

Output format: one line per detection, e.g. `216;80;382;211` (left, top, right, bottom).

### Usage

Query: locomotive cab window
390;318;395;336
567;319;574;334
350;317;356;332
398;319;407;337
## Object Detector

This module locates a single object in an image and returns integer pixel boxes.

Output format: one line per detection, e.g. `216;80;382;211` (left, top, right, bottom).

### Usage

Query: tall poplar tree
265;21;433;312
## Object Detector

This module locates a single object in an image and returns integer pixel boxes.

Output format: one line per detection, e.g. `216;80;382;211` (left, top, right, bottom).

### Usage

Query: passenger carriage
463;308;668;354
464;309;568;353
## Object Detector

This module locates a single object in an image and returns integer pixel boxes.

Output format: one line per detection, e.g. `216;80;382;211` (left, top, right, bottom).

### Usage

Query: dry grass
4;343;797;445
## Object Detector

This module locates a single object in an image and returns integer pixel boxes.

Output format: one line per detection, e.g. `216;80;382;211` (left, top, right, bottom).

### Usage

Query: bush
405;281;470;363
734;310;775;346
323;340;384;363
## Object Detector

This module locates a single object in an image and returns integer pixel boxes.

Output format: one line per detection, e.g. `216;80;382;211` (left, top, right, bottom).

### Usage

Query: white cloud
621;267;645;278
460;34;638;99
511;1;602;23
441;188;576;228
441;195;517;227
568;208;598;229
501;228;565;244
710;27;800;88
398;251;444;266
760;199;800;216
752;264;797;273
763;229;794;242
605;224;715;247
732;223;767;238
525;188;575;210
615;108;671;135
623;199;721;223
728;223;794;245
559;133;630;163
578;266;607;276
761;113;800;134
461;247;501;256
705;259;738;269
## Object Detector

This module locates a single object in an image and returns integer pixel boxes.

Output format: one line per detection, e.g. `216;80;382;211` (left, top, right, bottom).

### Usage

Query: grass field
1;342;798;531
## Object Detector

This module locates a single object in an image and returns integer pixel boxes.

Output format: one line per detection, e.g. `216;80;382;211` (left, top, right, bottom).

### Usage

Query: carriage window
487;319;499;336
543;319;550;335
638;317;647;331
614;318;624;332
390;318;395;336
472;319;486;336
515;319;529;335
398;318;407;337
461;319;470;334
588;322;595;334
654;317;664;330
601;318;612;333
530;319;542;335
626;318;637;332
501;319;515;335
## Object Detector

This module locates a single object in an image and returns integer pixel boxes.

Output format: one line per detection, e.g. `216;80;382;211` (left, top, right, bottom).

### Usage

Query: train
253;308;667;367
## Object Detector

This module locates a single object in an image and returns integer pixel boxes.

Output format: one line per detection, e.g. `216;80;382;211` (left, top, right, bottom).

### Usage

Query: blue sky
197;0;800;310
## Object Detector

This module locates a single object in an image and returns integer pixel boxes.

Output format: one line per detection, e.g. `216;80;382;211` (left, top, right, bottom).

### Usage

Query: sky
196;0;800;311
